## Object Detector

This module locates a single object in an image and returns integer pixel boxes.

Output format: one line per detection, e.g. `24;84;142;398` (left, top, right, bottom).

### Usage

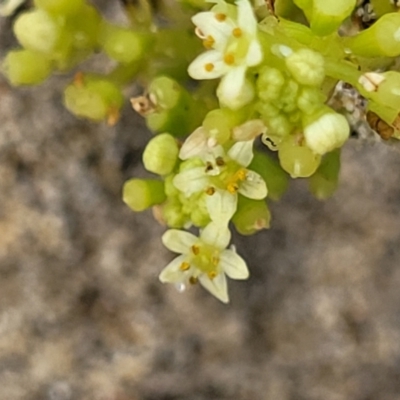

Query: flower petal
238;171;268;199
206;189;237;224
237;0;257;35
192;11;233;50
199;272;229;303
188;50;229;80
245;39;263;67
159;254;189;283
227;140;254;166
162;229;197;253
200;221;231;249
179;127;208;160
220;249;249;279
173;167;209;195
217;67;254;109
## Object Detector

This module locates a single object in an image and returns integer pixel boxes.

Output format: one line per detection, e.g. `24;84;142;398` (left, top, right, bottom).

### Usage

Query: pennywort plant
2;0;400;302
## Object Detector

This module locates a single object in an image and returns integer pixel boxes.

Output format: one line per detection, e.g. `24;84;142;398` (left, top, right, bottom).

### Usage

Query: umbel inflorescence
3;0;400;302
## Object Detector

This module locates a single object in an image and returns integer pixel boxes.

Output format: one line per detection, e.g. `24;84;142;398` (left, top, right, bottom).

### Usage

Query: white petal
206;189;237;224
173;167;209;195
188;51;229;80
179;127;208;160
217;68;254;109
192;11;233;50
199;273;229;303
237;0;257;35
228;140;254;166
220;249;249;279
245;39;263;67
238;171;268;199
200;221;231;249
162;229;197;253
159;255;189;283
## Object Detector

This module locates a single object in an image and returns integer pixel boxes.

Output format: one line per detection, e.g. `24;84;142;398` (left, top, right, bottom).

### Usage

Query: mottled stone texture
2;4;400;400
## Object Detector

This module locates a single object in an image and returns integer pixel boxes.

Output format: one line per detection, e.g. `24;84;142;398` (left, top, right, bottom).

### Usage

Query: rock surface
1;3;400;400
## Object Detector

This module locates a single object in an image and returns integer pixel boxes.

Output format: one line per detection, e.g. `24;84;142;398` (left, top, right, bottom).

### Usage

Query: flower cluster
5;0;400;302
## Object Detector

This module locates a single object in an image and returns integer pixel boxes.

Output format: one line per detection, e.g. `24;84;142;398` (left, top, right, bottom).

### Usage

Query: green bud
123;179;166;212
232;196;271;235
257;67;286;102
14;9;61;54
285;49;325;87
343;13;400;57
149;76;182;110
2;49;53;86
161;199;187;228
143;133;179;176
278;134;321;178
303;107;349;155
64;75;124;123
297;87;326;115
100;25;148;64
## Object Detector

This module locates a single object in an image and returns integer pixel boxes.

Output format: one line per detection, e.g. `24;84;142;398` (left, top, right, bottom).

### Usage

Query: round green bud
143;133;179;176
14;9;61;54
303;109;350;155
123;179;166;212
285;49;325;87
278;135;321;178
2;49;53;86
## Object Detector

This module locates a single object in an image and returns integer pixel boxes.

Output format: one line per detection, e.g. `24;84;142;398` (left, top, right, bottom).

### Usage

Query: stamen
205;187;216;195
212;256;219;266
205;162;214;172
73;71;84;87
215;157;225;166
236;169;247;181
208;271;217;280
232;27;242;38
203;35;215;49
189;276;198;285
180;262;190;271
191;245;200;255
227;183;238;193
224;53;235;65
215;13;227;22
204;63;215;72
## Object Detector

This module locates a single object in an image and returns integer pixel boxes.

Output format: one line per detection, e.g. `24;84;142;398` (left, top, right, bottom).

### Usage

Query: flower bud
143;133;179;176
303;108;349;155
123;179;166;212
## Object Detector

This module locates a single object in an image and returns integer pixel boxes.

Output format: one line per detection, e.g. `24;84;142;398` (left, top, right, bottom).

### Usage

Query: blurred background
2;2;400;400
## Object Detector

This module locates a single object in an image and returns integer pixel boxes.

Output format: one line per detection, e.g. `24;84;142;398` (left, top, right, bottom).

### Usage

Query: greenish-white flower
188;0;263;109
174;129;267;216
159;221;249;303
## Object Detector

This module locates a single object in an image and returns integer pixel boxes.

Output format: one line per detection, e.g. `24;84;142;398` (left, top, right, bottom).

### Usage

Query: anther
191;245;200;255
215;157;225;166
227;183;238;193
236;169;247;181
205;187;216;195
180;262;190;271
215;13;227;22
232;27;242;38
189;276;198;285
224;53;235;65
204;63;215;72
203;35;215;49
208;271;217;280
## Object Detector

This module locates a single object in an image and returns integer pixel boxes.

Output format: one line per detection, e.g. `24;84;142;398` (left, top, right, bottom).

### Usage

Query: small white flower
188;0;263;109
159;221;249;303
174;138;268;212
